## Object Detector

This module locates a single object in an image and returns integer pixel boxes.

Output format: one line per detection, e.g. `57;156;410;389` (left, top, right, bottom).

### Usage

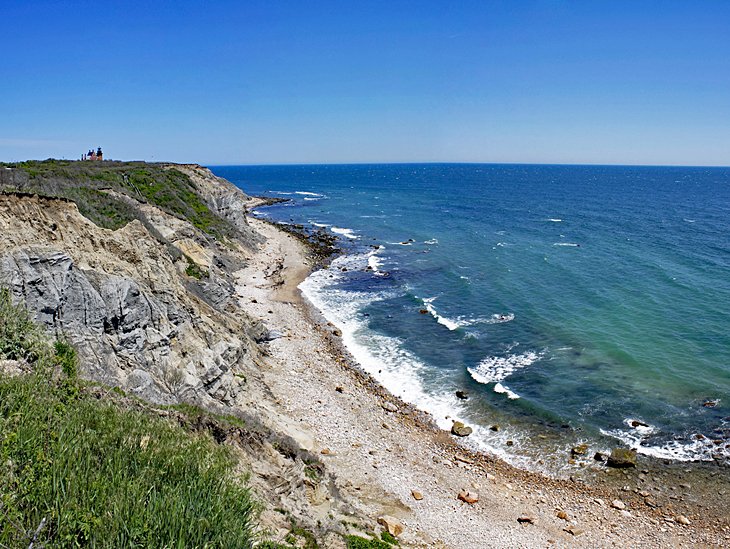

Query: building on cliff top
82;147;103;161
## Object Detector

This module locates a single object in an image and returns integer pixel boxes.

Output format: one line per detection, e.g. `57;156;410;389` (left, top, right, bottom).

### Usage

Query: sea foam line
298;253;535;467
467;350;543;399
421;297;460;331
599;425;728;463
331;227;359;239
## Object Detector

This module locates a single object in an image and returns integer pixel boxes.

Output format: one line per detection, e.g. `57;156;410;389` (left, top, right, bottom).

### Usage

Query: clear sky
2;1;729;166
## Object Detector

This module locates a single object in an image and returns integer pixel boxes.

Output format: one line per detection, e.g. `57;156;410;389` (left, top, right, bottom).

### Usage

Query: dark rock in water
419;309;429;314
631;419;649;428
451;421;473;437
607;448;637;468
571;443;589;457
455;390;469;400
506;440;514;446
703;400;718;408
594;452;607;462
490;424;501;432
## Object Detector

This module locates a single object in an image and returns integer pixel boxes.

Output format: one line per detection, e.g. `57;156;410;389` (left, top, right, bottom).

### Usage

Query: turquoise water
213;164;730;468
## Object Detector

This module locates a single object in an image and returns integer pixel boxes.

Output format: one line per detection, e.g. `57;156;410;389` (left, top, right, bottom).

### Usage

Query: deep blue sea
212;164;730;471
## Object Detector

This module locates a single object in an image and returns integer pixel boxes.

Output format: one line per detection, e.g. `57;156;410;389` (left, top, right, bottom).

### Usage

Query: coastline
236;216;729;547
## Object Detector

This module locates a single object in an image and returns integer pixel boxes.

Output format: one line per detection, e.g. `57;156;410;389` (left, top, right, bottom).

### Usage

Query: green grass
185;256;209;280
0;289;259;548
1;159;235;239
345;535;395;549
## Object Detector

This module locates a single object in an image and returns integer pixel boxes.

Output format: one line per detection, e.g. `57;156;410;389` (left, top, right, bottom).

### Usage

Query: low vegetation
0;159;234;238
0;288;259;547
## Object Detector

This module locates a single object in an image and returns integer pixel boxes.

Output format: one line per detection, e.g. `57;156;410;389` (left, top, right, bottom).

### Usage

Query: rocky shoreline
239;210;730;547
0;161;727;547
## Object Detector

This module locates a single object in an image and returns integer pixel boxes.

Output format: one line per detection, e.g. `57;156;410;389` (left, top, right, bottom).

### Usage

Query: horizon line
204;160;730;169
3;158;728;169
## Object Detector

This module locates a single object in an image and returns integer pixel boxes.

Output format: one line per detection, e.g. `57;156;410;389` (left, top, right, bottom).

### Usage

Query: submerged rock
607;448;637;468
571;443;589;457
451;421;473;437
455;390;469;400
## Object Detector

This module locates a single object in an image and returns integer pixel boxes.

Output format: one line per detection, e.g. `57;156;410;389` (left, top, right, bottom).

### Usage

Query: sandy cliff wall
0;187;262;408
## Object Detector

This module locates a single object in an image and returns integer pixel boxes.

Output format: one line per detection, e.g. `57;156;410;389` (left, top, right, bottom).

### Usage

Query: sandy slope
234;218;727;548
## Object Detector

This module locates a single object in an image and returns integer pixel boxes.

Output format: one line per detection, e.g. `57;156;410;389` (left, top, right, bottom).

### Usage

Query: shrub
0;288;50;364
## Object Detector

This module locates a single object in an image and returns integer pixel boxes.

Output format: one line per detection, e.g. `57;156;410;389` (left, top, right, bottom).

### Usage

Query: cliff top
0;159;238;240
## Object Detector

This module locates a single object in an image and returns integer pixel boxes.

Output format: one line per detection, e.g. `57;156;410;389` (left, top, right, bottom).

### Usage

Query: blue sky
1;1;729;165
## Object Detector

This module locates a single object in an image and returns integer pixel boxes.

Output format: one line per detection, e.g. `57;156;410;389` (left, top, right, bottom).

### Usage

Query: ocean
212;163;730;472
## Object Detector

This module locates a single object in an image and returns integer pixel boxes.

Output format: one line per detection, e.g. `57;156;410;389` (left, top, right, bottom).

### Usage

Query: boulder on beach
458;490;479;504
451;421;473;437
377;515;404;537
607;448;637;468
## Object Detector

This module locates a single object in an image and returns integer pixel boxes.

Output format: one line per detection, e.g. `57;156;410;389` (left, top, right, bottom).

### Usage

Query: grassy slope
0;159;234;239
0;288;259;547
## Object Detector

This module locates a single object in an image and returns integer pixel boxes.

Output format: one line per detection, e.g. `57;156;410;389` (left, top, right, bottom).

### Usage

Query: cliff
0;162;264;406
0;160;358;546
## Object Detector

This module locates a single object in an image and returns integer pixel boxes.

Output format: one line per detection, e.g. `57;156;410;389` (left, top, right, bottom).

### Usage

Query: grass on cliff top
0;159;234;238
0;288;259;548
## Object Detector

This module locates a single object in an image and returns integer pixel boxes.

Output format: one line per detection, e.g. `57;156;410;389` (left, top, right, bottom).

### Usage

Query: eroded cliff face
172;163;264;247
0;166;375;542
0;184;261;407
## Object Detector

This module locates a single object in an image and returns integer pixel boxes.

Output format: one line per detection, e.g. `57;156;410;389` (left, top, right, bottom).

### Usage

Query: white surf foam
493;382;520;400
467;350;543;399
298;254;535;468
367;246;385;274
547;218;563;222
310;222;330;228
425;238;439;245
553;242;580;247
304;197;320;201
599;426;725;462
269;191;293;195
294;191;324;197
421;297;460;331
331;227;359;239
487;313;515;324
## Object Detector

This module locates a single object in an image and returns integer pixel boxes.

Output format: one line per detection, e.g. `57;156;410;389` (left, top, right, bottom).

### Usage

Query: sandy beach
232;216;729;548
